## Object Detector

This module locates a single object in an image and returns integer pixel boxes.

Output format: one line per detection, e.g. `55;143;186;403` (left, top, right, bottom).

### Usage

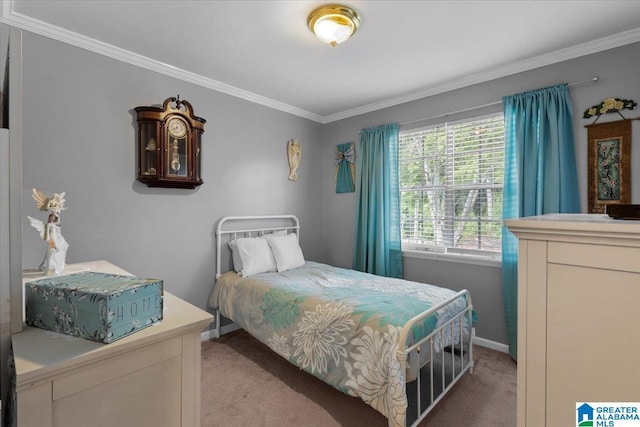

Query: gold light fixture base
307;4;361;47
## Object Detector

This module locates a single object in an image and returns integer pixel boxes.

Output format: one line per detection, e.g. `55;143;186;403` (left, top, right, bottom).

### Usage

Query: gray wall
321;41;640;344
20;31;324;314
16;27;640;345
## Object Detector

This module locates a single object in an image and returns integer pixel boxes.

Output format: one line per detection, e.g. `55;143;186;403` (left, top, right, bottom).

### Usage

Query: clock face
168;118;187;138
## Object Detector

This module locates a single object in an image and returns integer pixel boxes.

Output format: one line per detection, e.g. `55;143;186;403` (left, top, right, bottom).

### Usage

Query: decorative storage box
25;271;163;343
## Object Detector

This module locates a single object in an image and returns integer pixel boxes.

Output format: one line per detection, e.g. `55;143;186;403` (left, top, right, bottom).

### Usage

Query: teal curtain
335;142;355;193
502;83;580;360
353;123;403;278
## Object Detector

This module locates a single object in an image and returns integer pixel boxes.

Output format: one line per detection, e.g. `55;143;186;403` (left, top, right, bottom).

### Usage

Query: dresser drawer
53;336;181;400
548;241;640;274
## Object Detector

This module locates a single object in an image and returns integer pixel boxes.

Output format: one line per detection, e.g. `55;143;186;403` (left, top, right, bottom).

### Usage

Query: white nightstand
12;261;213;427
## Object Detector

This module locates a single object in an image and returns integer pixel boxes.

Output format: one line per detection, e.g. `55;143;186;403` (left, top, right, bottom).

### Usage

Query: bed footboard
398;290;474;427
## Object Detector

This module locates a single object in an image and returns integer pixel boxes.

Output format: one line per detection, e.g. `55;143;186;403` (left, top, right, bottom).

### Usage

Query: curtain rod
398;76;600;127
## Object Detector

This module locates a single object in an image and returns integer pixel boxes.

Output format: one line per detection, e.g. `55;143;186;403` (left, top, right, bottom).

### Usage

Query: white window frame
399;113;504;266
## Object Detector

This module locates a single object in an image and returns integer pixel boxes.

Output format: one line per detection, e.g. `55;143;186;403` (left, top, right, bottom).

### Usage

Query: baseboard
201;329;217;341
201;323;241;341
473;335;509;354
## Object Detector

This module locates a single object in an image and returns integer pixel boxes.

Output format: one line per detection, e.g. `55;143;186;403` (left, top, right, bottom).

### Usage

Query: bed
208;215;475;427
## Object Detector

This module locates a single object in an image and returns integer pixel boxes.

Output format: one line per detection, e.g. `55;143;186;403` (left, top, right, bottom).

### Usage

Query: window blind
399;113;504;256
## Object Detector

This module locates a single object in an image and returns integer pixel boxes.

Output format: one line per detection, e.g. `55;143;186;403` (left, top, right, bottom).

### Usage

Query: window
399;113;504;259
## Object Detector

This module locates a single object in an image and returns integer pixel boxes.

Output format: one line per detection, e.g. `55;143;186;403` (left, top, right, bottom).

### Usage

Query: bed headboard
215;215;300;279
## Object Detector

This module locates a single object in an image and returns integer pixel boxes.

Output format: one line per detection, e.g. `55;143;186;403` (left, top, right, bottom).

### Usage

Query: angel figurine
27;189;69;276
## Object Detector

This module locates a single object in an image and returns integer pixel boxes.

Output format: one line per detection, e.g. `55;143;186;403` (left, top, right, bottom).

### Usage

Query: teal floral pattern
211;262;473;427
261;288;303;330
266;333;292;359
25;272;163;343
292;302;355;374
345;326;406;424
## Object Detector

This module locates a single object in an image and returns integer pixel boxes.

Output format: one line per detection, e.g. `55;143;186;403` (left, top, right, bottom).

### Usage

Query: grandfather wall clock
135;96;206;189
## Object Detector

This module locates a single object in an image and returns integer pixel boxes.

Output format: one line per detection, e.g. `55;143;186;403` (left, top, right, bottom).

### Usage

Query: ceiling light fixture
307;4;361;47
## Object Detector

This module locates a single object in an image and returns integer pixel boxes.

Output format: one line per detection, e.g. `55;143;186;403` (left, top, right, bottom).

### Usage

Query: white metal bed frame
213;215;301;338
212;215;474;427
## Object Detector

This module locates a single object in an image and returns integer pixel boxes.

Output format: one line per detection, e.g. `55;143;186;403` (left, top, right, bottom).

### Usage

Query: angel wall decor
287;139;302;181
27;188;69;276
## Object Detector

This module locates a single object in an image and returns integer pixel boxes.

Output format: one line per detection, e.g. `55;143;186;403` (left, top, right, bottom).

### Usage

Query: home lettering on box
112;293;162;322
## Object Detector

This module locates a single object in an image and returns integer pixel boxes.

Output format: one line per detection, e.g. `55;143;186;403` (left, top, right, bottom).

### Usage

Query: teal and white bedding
209;261;472;427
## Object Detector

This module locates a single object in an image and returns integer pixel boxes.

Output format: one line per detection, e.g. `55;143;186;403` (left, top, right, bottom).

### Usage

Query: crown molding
2;0;640;125
0;0;325;123
323;27;640;123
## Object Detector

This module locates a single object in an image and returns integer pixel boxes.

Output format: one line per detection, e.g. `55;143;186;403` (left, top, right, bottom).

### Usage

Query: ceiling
3;0;640;123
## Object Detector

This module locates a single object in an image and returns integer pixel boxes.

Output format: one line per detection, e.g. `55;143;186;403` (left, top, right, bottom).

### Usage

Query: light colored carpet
201;330;516;427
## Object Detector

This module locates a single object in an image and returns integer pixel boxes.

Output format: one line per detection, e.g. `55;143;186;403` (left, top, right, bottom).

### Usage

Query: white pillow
228;230;287;274
228;239;244;273
270;230;288;237
266;233;305;272
234;236;279;277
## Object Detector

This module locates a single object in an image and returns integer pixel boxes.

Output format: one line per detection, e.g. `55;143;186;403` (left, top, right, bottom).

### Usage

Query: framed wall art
585;119;632;213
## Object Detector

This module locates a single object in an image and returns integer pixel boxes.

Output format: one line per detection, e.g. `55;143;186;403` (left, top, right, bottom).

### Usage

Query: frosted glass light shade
308;5;360;47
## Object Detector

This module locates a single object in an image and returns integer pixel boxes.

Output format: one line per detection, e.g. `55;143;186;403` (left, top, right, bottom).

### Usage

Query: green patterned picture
596;138;621;201
586;119;631;214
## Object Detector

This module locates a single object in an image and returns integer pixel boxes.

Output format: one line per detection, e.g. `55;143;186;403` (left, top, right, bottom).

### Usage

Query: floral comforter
209;261;472;427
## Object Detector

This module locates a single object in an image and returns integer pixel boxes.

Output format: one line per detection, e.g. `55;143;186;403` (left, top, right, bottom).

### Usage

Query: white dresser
11;261;213;427
505;214;640;426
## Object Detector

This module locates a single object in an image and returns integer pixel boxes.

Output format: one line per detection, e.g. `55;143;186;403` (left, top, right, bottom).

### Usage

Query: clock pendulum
170;138;180;172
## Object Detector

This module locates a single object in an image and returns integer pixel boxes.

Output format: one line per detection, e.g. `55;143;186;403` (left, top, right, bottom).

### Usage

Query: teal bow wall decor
335;142;355;193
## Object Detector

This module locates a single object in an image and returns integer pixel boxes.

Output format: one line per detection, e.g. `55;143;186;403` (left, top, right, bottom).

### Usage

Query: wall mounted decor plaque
335;142;355;193
585;119;632;213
